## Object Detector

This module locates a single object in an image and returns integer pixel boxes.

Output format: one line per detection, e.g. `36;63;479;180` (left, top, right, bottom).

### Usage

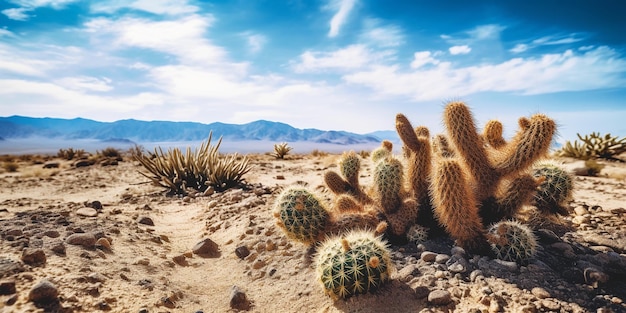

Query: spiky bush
273;187;329;244
406;225;428;245
57;148;86;160
133;133;252;195
271;142;293;159
532;162;573;215
557;132;626;161
488;220;537;263
315;230;392;300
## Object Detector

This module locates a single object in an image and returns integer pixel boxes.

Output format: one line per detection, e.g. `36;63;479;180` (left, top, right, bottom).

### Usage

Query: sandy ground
0;151;625;313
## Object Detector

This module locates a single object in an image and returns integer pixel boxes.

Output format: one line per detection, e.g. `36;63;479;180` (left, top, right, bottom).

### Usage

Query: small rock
0;280;16;295
76;207;98;217
50;242;66;255
96;238;112;251
6;294;18;305
435;254;450;264
43;162;59;169
21;248;46;266
396;264;419;282
428;290;452;305
172;255;188;266
421;251;437;262
66;233;96;248
134;258;150;266
531;287;550;299
90;201;103;211
136;216;154;226
87;272;107;283
235;246;250;259
469;270;484;282
28;279;59;303
413;286;430;299
448;262;465;273
43;230;60;238
451;246;466;256
540;299;560;311
573;206;589;216
230;286;251;310
192;238;219;257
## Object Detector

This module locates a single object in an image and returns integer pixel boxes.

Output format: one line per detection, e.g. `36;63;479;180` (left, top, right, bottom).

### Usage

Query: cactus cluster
488;220;537;263
556;132;626;161
532;161;574;215
273;101;557;258
315;230;392;300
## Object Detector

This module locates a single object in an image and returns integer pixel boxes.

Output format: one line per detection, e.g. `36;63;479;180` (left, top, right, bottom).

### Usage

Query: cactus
488;220;537;263
373;157;404;214
315;230;392;300
273;187;329;245
557;132;626;161
406;224;428;245
371;140;392;163
339;151;361;188
532;162;574;215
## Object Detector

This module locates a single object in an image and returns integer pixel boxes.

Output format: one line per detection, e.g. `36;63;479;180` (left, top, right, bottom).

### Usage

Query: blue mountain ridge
0;116;383;145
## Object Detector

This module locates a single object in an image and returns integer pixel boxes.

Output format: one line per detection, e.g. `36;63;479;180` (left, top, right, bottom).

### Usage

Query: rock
87;272;107;283
66;233;96;248
235;246;250;259
6;294;18;305
535;229;560;244
136;216;154;226
90;201;103;211
531;287;551;299
396;264;419;282
435;254;450;264
95;238;112;251
43;230;60;238
76;207;98;217
28;279;58;303
43;162;59;169
421;251;437;262
50;242;66;255
428;290;452;305
448;262;466;274
450;246;466;256
584;268;609;288
192;238;219;257
539;299;560;311
230;286;251;310
469;270;484;282
172;255;188;266
21;248;46;266
573;206;589;216
0;279;16;295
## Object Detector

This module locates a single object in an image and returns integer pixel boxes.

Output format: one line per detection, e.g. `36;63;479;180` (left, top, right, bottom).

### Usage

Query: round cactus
273;187;329;245
406;224;429;245
371;147;391;163
315;230;392;300
532;162;573;215
488;220;537;263
373;157;403;213
339;151;361;184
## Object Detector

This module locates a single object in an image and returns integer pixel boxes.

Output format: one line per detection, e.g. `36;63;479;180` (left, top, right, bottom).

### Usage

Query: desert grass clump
133;133;252;195
271;142;293;159
557;132;626;161
57;148;86;160
3;161;19;172
98;147;123;160
310;149;329;157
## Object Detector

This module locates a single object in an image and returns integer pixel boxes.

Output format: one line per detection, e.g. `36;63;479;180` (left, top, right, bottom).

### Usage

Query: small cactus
532;162;574;215
273;187;329;245
373;157;404;214
339;151;361;188
488;220;537;263
371;140;393;163
406;225;428;245
315;230;392;300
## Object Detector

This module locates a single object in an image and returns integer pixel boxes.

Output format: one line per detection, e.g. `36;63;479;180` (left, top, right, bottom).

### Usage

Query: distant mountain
0;116;381;145
366;130;400;142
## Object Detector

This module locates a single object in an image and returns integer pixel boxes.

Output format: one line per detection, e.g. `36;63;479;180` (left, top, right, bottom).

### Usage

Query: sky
1;0;625;143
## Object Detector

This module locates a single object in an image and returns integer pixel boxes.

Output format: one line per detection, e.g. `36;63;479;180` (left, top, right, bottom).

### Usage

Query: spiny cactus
315;229;392;300
488;220;537;263
532;161;574;215
406;225;428;245
271;142;293;159
557;132;626;161
371;140;392;163
373;157;404;214
273;187;329;245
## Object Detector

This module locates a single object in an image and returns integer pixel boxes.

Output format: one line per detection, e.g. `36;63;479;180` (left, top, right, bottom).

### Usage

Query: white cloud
292;44;394;72
410;51;440;69
510;34;584;54
466;24;506;40
327;0;357;38
359;18;404;47
2;8;30;21
8;0;78;9
510;44;528;54
244;33;267;54
55;76;113;92
449;45;471;55
90;0;198;15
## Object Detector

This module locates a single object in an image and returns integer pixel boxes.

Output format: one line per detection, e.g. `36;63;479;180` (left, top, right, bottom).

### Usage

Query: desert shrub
557;132;626;161
271;142;293;159
58;148;86;160
3;161;18;172
133;133;252;195
310;149;328;157
358;150;370;158
583;160;605;176
98;147;122;160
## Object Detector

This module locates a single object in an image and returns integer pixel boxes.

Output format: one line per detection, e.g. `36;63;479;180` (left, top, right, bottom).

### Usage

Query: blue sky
1;0;625;142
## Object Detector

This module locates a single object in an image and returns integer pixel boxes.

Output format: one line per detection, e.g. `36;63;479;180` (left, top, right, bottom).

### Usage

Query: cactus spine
315;230;392;300
532;162;574;215
273;187;329;245
488;220;537;263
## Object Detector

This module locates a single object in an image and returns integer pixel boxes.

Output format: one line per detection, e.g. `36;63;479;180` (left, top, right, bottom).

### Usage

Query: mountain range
0;116;390;145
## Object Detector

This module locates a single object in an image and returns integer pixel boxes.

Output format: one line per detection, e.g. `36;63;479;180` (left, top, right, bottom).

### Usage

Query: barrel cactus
273;187;329;245
532;161;573;215
488;220;537;263
315;230;392;300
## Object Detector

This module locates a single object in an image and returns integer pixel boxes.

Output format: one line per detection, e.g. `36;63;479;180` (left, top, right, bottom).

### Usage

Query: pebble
540;299;561;311
136;216;154;226
396;264;419;282
574;206;589;216
531;287;551;299
230;285;251;310
0;279;16;295
95;238;112;251
435;254;450;264
469;270;484;282
448;262;466;274
28;279;59;303
76;207;98;217
421;251;437;262
413;286;430;299
51;242;66;255
235;246;250;259
428;290;452;305
192;238;219;257
66;233;96;248
21;248;46;266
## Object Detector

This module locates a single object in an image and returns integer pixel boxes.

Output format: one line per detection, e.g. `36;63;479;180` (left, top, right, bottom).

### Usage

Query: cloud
359;18;404;47
243;33;267;54
7;0;78;9
466;24;506;40
1;8;30;21
55;76;113;92
291;44;394;72
510;34;584;54
327;0;357;38
449;45;471;55
410;51;440;69
90;0;198;15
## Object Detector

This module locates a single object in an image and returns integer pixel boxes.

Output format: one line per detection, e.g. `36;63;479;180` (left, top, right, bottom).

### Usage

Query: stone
28;279;59;303
540;299;560;311
448;262;466;273
76;207;98;217
230;286;251;310
50;242;66;255
95;238;112;251
428;290;452;305
573;206;589;216
172;255;188;266
531;287;551;299
435;254;450;264
396;264;419;282
469;270;484;282
421;251;437;262
235;246;250;259
136;216;154;226
43;230;60;238
66;233;96;248
43;162;59;169
0;280;16;295
192;238;219;257
21;248;46;266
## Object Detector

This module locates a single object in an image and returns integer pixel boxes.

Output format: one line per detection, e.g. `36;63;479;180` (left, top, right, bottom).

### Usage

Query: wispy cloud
291;44;394;72
511;34;585;53
327;0;357;38
359;18;404;47
90;0;199;15
449;45;471;55
242;32;267;54
1;8;30;21
410;51;441;69
3;0;79;20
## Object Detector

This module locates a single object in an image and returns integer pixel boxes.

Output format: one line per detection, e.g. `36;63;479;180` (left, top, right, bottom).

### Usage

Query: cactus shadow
329;280;428;313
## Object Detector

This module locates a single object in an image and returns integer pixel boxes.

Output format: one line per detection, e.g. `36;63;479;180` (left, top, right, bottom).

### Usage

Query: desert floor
0;151;625;313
